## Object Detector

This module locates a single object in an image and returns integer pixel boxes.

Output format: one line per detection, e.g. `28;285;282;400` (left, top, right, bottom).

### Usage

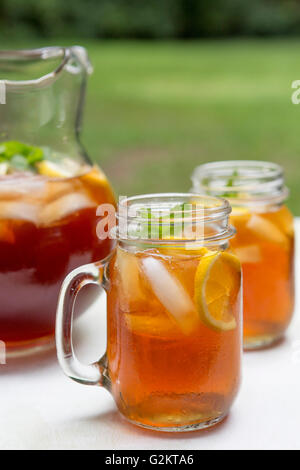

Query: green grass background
7;39;300;213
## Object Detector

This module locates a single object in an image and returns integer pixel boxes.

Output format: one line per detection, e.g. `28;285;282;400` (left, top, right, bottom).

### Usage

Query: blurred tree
1;0;300;39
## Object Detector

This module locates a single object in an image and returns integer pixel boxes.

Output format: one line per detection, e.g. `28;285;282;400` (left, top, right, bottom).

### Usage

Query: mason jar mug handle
56;256;111;387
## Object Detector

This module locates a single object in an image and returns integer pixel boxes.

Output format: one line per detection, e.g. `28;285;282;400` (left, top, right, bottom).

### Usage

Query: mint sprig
130;204;188;240
0;141;44;173
221;169;239;198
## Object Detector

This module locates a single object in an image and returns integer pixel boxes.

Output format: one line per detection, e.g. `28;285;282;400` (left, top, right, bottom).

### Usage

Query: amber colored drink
56;193;242;431
107;246;242;430
191;160;295;350
0;168;115;353
230;205;294;348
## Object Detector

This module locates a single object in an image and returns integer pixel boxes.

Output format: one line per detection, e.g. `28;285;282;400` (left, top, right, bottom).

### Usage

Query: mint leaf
27;147;44;165
0;141;45;172
10;155;31;171
221;169;239;198
134;203;188;240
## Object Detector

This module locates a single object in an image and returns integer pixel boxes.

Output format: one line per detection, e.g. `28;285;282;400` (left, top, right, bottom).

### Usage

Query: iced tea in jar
56;194;242;431
0;47;115;356
191;161;295;349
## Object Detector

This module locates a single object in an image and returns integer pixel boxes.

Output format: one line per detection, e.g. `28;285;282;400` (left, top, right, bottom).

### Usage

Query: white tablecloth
1;220;300;450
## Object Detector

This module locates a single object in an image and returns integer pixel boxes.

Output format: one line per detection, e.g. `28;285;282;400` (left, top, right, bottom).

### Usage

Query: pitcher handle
56;257;110;387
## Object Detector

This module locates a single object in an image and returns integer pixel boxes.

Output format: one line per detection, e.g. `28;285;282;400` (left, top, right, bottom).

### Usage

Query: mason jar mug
56;193;242;431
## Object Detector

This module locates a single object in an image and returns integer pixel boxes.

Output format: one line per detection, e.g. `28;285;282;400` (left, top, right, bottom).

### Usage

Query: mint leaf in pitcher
0;141;45;173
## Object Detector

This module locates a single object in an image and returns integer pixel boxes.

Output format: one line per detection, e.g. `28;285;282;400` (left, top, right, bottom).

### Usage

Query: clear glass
0;47;115;357
56;193;242;432
191;161;295;349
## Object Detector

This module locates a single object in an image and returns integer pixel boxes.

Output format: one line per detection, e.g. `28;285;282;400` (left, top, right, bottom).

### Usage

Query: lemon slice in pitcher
82;166;108;184
37;159;83;178
37;160;74;178
194;250;241;332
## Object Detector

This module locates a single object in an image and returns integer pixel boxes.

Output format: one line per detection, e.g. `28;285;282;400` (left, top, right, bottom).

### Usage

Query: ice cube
269;206;294;238
44;179;81;204
141;256;199;334
0;163;8;176
234;245;262;264
246;214;288;246
116;248;146;313
125;312;180;338
0;174;46;200
0;201;38;224
39;192;96;226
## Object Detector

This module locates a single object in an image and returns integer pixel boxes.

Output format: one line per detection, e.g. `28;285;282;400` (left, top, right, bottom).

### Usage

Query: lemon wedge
36;160;74;178
230;206;251;225
194;250;241;332
82;166;108;185
38;160;109;187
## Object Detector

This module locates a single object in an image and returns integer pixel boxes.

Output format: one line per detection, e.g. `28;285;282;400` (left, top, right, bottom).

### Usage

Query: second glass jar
191;160;295;349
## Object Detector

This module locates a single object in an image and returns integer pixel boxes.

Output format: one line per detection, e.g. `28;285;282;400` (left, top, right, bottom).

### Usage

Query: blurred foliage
1;0;300;39
77;40;300;214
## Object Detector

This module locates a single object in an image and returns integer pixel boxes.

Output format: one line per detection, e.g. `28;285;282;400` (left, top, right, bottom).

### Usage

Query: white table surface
1;220;300;451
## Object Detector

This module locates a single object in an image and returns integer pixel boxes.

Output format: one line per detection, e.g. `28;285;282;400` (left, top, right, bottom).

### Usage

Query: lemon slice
37;160;73;178
159;244;209;256
194;250;241;332
36;159;83;178
230;206;251;225
82;166;108;185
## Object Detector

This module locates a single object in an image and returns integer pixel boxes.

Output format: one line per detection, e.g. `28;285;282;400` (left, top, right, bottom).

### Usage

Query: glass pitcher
0;47;115;358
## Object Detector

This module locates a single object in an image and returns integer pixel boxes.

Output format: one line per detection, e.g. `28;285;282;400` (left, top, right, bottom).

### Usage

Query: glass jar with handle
56;193;242;431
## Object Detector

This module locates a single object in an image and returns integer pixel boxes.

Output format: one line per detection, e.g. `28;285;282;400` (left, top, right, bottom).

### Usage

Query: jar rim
115;192;235;245
191;160;288;206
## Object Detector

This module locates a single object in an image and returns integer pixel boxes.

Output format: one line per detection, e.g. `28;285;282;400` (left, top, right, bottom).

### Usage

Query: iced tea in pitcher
0;147;115;355
0;47;115;356
191;161;295;349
